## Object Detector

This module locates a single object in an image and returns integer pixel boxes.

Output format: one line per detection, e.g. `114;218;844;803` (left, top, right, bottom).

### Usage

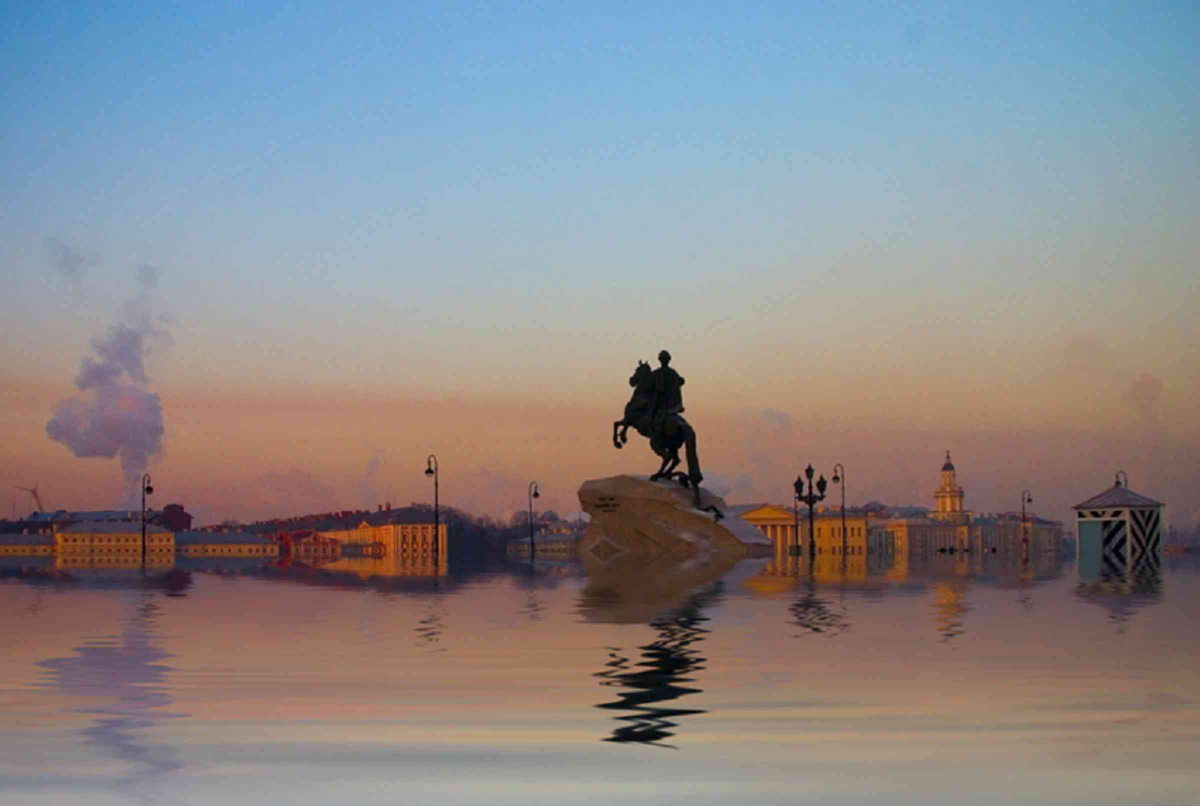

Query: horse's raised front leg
613;420;625;449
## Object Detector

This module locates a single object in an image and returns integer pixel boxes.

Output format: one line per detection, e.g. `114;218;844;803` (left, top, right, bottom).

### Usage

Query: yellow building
319;519;448;576
870;453;1063;560
175;531;279;558
508;534;581;560
931;451;969;523
737;453;1063;586
735;504;870;557
734;503;873;582
292;533;341;562
55;521;175;568
0;533;54;557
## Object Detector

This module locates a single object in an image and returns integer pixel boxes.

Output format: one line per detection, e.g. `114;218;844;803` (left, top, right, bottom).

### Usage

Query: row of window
758;524;866;539
59;536;169;544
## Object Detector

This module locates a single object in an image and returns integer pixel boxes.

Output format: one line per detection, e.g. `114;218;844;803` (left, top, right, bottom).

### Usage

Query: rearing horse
612;360;704;492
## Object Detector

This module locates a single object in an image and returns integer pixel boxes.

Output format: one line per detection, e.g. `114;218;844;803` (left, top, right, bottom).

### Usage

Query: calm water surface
2;555;1198;805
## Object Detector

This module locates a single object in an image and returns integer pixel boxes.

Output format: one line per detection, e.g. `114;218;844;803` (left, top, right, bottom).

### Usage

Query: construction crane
15;484;45;514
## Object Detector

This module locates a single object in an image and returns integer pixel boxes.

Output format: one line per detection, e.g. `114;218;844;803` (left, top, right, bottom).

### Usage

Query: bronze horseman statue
613;350;704;495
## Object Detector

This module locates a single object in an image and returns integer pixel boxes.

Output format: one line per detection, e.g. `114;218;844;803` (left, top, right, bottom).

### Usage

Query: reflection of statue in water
593;585;720;748
612;350;703;491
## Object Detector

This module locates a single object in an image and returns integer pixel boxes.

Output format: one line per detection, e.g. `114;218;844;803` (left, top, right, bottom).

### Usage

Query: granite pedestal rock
575;475;771;622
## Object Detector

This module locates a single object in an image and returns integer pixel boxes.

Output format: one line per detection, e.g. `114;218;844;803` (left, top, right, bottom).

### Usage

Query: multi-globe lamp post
794;465;828;562
528;481;540;561
424;455;439;569
140;472;154;566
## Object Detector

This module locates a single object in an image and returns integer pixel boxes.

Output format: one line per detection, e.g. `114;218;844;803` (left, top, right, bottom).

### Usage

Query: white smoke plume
46;267;169;503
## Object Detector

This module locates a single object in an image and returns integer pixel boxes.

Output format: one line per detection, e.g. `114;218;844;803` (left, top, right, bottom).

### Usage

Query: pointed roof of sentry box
1073;484;1163;510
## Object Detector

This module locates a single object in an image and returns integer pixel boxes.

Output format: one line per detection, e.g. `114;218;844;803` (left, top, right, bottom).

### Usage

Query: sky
3;1;1198;527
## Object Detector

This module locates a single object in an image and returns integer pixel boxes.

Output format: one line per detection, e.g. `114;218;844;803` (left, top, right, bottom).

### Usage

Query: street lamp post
794;465;828;562
424;455;439;569
140;473;154;567
832;464;846;563
791;488;801;559
1021;489;1032;561
528;481;540;561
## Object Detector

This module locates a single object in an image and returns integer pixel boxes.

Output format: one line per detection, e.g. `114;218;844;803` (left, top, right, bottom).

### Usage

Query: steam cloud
46;267;168;502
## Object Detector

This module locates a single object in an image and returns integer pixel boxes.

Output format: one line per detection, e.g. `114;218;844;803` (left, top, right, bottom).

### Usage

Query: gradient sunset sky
3;2;1197;526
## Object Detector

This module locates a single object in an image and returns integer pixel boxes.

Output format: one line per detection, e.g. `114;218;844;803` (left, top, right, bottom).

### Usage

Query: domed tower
932;451;966;521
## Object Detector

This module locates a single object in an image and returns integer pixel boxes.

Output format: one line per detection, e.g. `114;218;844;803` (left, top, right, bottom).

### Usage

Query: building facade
175;532;279;558
735;454;1064;580
318;519;448;575
56;522;175;568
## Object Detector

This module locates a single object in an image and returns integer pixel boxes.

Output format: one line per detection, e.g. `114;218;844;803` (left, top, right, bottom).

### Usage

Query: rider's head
658;350;671;365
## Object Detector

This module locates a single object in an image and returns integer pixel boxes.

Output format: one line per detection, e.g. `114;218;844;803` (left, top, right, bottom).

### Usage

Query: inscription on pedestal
596;496;620;513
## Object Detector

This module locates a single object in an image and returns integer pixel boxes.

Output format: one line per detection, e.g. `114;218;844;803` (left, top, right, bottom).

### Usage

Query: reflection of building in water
736;453;1064;583
875;454;1063;559
0;532;54;557
56;522;175;569
317;516;447;576
507;532;582;560
2;524;281;573
1074;566;1163;632
790;587;851;637
593;586;720;748
931;580;971;643
175;531;278;558
733;503;871;565
35;592;185;794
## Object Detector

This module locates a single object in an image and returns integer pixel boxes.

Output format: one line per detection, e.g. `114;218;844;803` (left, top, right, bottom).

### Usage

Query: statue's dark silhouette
613;350;703;490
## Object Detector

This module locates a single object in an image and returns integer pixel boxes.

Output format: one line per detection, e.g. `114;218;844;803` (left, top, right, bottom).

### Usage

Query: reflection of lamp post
1021;489;1032;561
794;465;827;562
424;455;439;568
528;481;540;560
832;464;846;563
140;473;154;566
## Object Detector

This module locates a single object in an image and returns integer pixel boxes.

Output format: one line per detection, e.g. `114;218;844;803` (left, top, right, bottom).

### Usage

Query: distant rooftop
62;521;170;534
175;531;274;546
0;533;54;546
25;510;143;523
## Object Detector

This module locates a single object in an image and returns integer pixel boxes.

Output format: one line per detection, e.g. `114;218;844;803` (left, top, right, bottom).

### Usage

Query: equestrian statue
613;350;705;502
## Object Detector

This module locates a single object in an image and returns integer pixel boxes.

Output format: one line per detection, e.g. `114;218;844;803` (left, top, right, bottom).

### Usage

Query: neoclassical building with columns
736;452;1063;579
